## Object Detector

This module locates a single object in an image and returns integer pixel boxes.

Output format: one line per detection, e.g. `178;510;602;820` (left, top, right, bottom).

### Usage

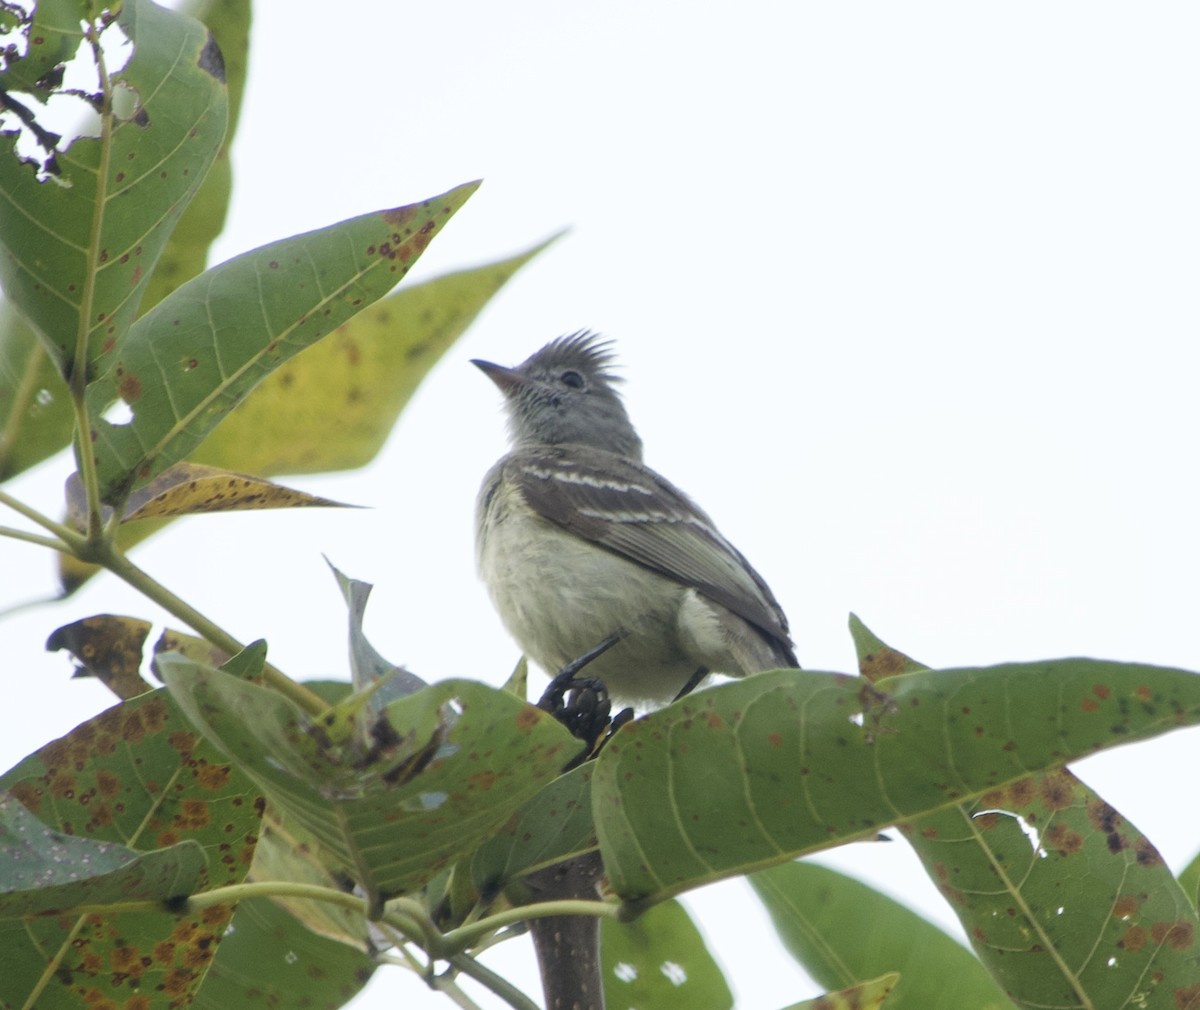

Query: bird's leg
672;665;711;703
539;629;631;767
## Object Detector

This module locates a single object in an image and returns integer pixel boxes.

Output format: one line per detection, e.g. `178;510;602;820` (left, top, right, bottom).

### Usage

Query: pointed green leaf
750;861;1009;1010
192;235;555;476
0;792;206;917
327;561;428;704
601;898;733;1010
593;660;1200;903
159;656;579;909
0;0;229;377
85;182;478;502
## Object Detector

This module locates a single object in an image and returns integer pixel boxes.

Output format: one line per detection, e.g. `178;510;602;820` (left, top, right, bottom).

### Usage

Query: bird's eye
560;369;585;389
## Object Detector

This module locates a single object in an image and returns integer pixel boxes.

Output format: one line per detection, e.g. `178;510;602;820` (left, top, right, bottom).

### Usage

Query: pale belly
479;505;703;705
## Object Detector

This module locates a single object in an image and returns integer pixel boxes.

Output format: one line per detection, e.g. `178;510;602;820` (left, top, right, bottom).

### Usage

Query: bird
473;331;797;707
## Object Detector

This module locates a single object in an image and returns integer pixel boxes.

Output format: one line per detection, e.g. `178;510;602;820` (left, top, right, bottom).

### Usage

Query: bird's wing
507;447;794;655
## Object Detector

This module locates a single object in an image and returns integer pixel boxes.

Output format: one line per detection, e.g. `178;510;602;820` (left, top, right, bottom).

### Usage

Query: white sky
2;3;1199;1008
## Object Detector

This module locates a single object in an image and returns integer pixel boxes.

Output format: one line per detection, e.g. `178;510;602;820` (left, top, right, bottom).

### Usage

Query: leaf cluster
0;4;1198;1010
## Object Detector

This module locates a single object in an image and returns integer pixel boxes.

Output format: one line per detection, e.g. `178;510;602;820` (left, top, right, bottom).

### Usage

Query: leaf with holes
592;659;1200;904
159;656;579;912
85;181;477;504
0;690;263;1009
843;619;1200;1009
0;0;228;378
0;1;252;483
601;898;732;1010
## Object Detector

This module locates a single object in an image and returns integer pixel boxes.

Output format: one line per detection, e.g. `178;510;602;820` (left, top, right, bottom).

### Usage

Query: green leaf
593;660;1200;903
193;896;376;1010
601;898;733;1010
327;561;428;704
0;689;264;1009
472;763;596;896
848;617;1200;1008
0;791;206;917
139;0;252;315
85;181;478;503
248;814;371;950
0;0;229;377
192;235;556;476
0;308;74;478
0;1;251;483
159;656;579;911
1181;850;1200;910
750;861;1009;1010
903;771;1199;1008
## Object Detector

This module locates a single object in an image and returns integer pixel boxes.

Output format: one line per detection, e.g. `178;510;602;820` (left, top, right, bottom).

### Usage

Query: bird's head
473;331;643;459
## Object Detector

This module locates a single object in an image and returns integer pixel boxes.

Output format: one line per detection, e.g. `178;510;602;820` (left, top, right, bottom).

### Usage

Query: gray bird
474;331;797;707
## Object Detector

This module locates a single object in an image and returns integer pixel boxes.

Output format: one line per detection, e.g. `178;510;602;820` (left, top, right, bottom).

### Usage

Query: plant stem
72;19;117;540
0;525;70;551
95;542;329;716
0;487;84;546
444;952;543;1010
440;898;618;955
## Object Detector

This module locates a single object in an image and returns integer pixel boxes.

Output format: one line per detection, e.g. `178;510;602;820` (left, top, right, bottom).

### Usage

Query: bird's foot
539;630;632;768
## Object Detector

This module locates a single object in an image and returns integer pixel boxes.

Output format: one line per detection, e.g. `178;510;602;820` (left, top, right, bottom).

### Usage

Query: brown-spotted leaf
122;462;356;520
85;182;478;504
849;616;1200;1009
66;460;355;524
0;690;264;1009
46;614;154;700
160;657;579;913
0;791;206;916
150;627;231;681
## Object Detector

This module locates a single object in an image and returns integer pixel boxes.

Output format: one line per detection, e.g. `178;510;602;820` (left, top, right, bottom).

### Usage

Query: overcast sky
3;3;1199;1008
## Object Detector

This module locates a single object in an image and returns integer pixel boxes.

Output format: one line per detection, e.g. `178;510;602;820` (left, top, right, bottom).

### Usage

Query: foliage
1;4;1198;1010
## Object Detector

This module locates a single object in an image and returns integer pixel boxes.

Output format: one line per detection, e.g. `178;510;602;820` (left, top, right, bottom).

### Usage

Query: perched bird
474;331;797;707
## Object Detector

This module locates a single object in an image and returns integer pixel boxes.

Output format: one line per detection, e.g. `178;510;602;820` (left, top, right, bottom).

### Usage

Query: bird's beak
471;359;528;397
